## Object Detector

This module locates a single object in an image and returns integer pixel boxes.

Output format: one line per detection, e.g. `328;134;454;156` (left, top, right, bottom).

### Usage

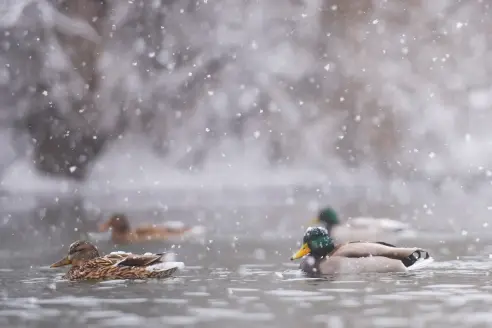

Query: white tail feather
162;253;177;262
407;257;434;271
182;225;206;239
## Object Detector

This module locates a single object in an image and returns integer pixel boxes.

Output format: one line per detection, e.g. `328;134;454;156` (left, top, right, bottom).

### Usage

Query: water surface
0;195;491;328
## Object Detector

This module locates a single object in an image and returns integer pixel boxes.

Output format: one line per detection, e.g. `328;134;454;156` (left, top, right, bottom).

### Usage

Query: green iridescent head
290;226;335;260
309;207;340;234
318;207;340;225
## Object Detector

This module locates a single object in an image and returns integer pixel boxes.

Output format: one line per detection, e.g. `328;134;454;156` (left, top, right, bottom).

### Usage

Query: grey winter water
3;0;492;327
1;191;492;328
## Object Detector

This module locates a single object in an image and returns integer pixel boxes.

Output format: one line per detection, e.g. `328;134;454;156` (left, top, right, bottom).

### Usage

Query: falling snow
0;4;490;311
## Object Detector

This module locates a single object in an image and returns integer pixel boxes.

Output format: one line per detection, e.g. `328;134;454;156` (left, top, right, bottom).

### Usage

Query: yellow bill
290;243;311;260
309;217;320;224
50;256;71;268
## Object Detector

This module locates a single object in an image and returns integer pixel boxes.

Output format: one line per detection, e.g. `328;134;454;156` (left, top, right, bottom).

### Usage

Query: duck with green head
310;207;413;243
290;227;432;275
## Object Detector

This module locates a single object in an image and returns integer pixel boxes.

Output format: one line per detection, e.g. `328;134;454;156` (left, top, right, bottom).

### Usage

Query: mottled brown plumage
50;240;182;281
98;213;194;244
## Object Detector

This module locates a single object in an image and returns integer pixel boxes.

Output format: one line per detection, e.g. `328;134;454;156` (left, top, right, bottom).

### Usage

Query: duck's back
319;256;408;274
134;224;192;240
331;241;418;259
348;217;410;232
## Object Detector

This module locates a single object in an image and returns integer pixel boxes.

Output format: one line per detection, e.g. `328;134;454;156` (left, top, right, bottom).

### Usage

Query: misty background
0;0;491;234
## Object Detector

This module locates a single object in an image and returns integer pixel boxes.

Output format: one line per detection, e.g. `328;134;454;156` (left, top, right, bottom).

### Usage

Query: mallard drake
290;227;432;275
98;213;205;244
310;207;414;243
50;240;184;281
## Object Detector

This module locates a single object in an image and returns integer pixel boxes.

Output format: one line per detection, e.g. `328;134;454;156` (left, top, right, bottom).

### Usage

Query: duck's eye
71;244;90;254
70;248;81;255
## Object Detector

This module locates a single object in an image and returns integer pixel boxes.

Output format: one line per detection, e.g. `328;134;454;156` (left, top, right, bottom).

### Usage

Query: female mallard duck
50;240;184;281
310;207;414;243
290;227;432;275
98;213;205;244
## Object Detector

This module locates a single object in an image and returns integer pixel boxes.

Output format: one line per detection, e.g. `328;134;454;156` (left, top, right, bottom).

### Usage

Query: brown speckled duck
50;240;184;281
98;213;204;244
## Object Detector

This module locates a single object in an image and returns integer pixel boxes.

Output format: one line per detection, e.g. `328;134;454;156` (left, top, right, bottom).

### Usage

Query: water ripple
3;247;492;328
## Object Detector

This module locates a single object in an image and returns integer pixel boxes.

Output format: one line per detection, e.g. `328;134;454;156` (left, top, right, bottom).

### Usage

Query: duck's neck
324;223;336;236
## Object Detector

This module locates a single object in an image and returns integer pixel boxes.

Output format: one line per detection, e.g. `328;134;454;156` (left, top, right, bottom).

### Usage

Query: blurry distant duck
50;240;184;281
290;227;433;275
310;207;414;243
98;213;205;245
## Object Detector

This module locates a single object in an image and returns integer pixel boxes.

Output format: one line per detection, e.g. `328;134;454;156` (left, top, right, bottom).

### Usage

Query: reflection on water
2;258;492;328
1;196;492;328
